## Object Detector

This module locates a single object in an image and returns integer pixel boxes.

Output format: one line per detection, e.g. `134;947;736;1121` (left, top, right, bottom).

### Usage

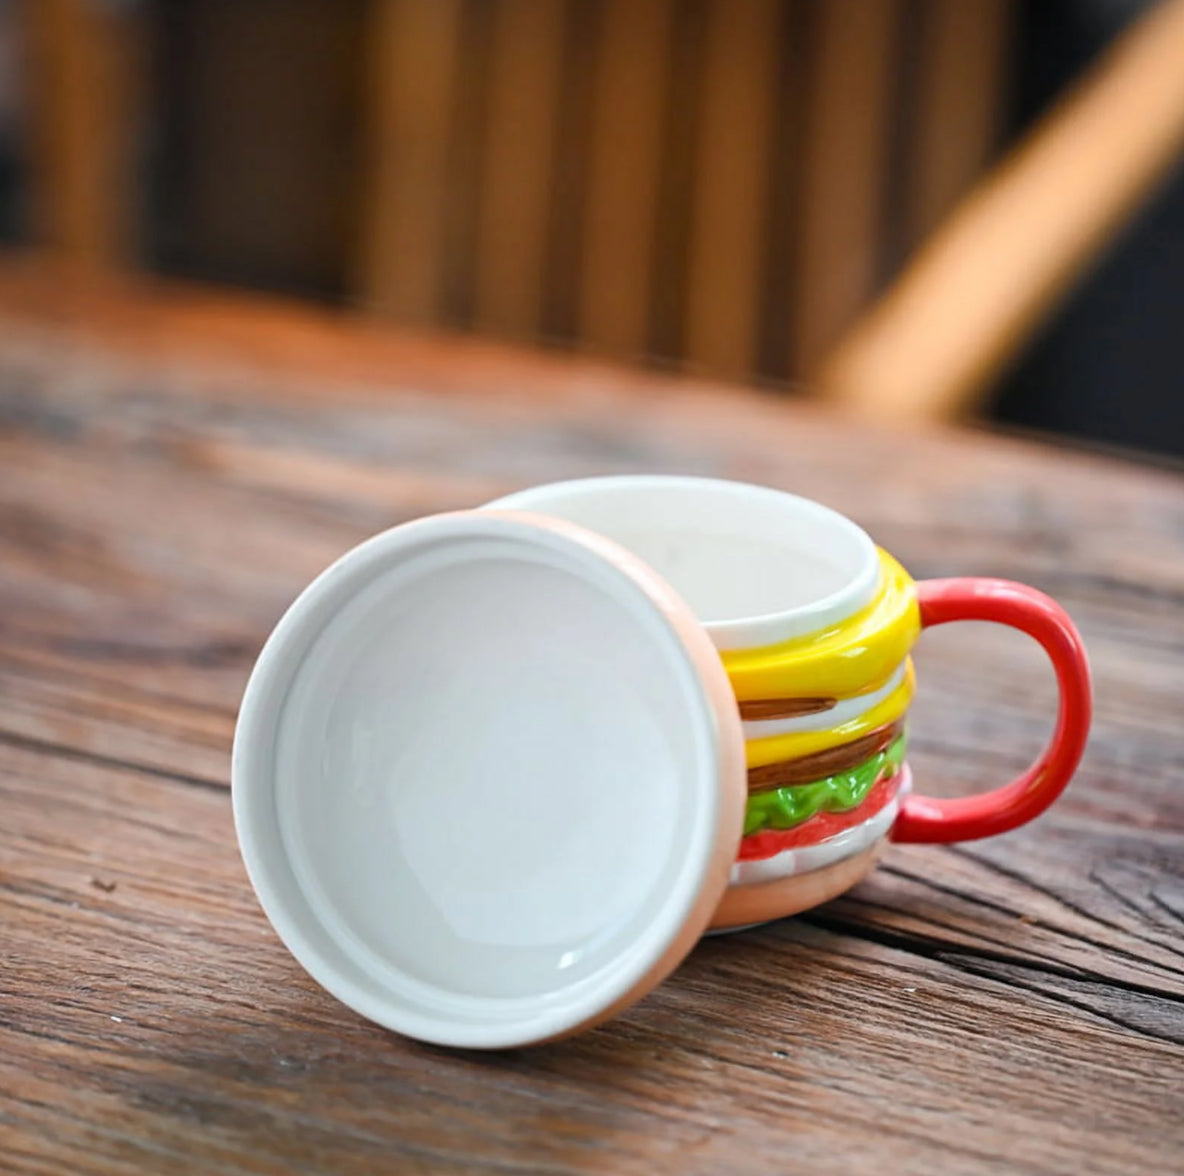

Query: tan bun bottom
709;841;885;930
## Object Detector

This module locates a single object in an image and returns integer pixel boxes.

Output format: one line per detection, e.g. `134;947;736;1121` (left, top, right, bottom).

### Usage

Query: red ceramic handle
892;578;1092;844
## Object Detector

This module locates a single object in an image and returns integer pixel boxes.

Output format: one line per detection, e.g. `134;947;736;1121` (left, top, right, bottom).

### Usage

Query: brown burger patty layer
738;696;836;721
746;720;904;794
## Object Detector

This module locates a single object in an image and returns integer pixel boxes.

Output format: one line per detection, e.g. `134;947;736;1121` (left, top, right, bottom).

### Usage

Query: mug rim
484;475;880;651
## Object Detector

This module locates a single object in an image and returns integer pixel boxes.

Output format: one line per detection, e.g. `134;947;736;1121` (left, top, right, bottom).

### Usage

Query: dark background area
995;0;1184;458
0;0;1179;459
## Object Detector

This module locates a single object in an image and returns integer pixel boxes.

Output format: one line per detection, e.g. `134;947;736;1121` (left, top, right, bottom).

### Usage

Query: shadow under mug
486;476;1093;930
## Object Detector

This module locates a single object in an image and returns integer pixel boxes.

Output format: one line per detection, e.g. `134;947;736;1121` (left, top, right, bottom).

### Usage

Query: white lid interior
233;511;744;1047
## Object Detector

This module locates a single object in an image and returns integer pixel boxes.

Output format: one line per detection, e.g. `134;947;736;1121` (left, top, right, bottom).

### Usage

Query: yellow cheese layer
721;548;919;702
744;660;915;769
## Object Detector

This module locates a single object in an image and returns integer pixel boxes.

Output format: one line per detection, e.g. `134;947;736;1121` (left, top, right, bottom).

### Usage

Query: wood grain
684;0;780;379
0;260;1182;1174
24;0;143;269
577;0;674;358
473;0;566;339
790;0;901;375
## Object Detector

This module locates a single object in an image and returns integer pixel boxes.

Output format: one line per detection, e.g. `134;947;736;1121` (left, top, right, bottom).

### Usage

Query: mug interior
488;477;878;647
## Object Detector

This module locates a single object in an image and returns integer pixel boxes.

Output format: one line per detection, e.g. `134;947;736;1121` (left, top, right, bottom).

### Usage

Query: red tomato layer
737;768;904;862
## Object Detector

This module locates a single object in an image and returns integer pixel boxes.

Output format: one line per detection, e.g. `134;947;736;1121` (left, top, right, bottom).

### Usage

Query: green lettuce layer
744;732;907;837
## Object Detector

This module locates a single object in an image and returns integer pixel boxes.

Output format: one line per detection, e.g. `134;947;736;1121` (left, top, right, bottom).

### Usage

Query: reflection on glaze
721;549;919;700
743;662;914;769
739;765;904;862
730;772;908;886
743;732;906;836
741;662;907;740
737;696;836;721
719;548;920;895
746;720;902;791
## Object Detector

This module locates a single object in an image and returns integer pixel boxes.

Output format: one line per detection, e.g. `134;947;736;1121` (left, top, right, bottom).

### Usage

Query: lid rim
232;509;746;1047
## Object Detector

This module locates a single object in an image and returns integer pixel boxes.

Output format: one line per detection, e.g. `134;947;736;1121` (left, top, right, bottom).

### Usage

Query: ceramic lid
232;510;747;1048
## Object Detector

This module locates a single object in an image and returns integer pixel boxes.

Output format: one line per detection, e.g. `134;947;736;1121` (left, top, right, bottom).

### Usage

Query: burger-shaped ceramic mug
233;476;1091;1048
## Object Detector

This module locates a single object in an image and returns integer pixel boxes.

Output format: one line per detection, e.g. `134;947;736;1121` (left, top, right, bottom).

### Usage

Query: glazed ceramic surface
486;478;915;927
486;476;1091;929
233;511;747;1047
234;476;1090;1047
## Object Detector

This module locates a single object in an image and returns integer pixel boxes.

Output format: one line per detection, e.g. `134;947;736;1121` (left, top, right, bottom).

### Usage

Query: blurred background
2;0;1183;455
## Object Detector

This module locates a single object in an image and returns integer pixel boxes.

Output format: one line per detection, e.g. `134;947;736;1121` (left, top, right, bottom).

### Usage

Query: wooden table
2;266;1182;1175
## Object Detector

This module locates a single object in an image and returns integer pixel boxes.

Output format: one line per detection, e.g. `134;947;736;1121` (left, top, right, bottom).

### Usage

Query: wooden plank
647;0;708;363
790;0;901;376
354;0;464;322
754;0;807;382
577;0;674;358
3;744;1182;1174
684;0;780;380
818;0;1184;422
538;0;598;342
23;0;142;269
473;0;566;339
0;260;1182;1170
904;0;1012;252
